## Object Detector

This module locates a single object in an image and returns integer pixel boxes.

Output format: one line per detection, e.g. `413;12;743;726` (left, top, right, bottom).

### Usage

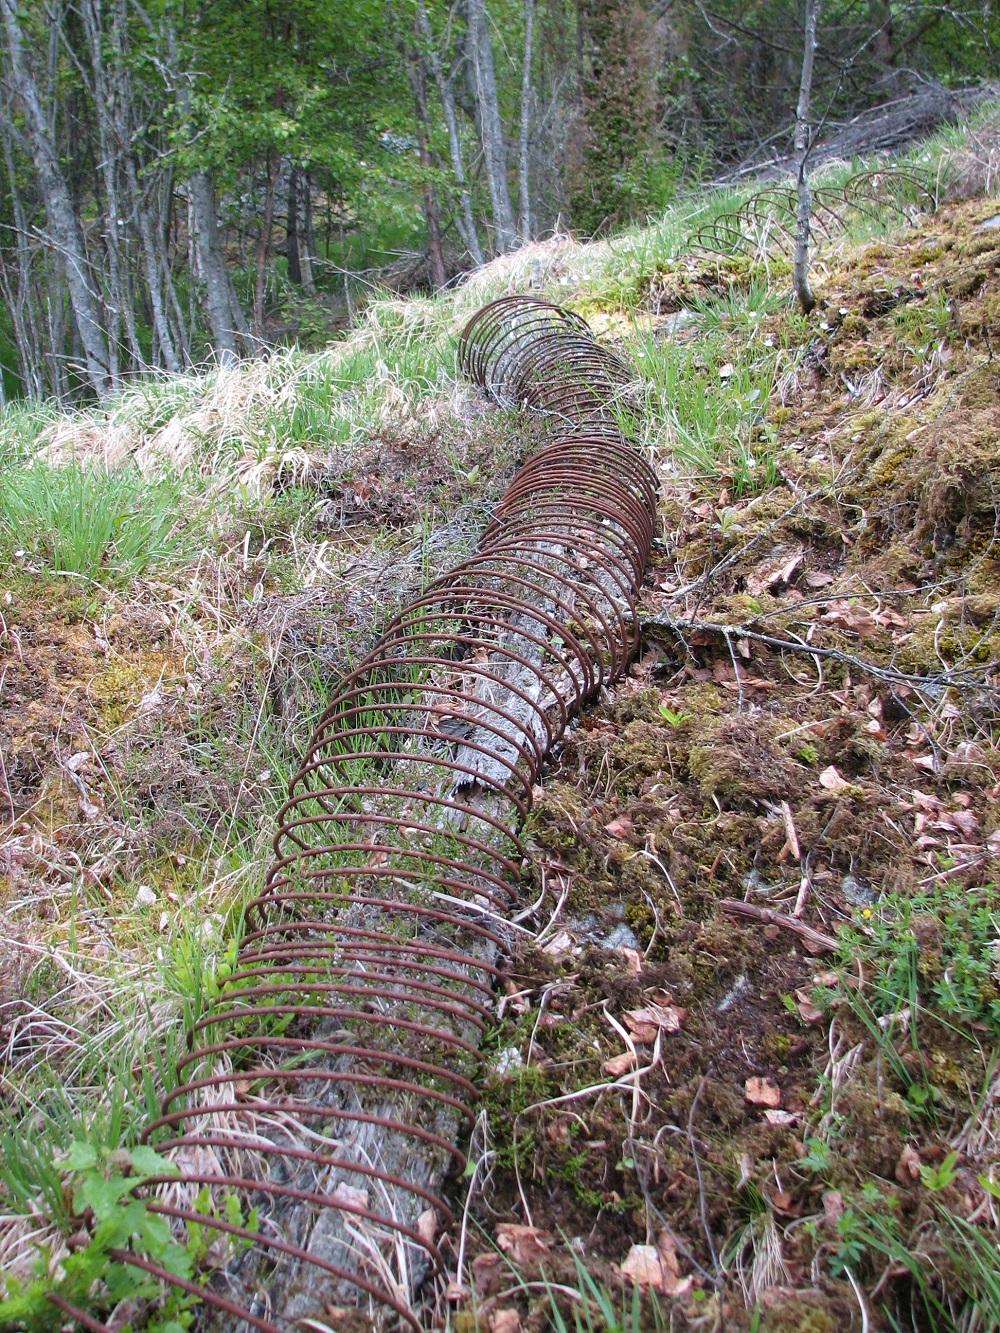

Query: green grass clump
0;461;186;586
841;879;1000;1035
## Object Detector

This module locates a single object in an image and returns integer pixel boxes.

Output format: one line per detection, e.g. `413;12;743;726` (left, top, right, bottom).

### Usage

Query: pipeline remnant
689;168;933;260
59;297;655;1330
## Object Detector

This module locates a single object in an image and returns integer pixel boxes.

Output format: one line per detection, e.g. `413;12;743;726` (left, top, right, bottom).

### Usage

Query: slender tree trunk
82;0;148;388
517;0;535;242
793;0;821;315
300;170;318;296
286;165;302;286
253;151;282;338
416;0;484;266
466;0;517;253
875;0;893;64
44;250;68;399
405;26;448;288
0;122;46;397
189;169;241;363
1;0;111;397
127;154;182;372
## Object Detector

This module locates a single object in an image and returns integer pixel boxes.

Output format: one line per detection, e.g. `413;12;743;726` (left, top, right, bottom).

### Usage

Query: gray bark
0;118;45;397
189;169;242;364
466;0;517;253
517;0;535;242
405;25;448;288
793;0;821;314
299;171;318;296
1;0;111;397
416;1;484;266
127;153;182;372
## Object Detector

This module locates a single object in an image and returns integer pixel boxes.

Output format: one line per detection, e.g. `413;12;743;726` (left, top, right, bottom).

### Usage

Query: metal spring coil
689;168;933;260
65;298;655;1331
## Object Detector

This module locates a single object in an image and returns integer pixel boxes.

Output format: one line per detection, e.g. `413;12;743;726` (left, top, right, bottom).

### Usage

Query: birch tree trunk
466;0;517;253
127;152;183;372
0;121;45;398
253;152;282;339
416;1;484;267
299;171;318;297
189;169;246;364
405;28;448;288
1;0;111;397
517;0;535;242
793;0;821;314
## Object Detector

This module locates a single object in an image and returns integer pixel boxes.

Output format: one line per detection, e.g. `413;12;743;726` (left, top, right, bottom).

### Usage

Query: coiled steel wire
689;168;933;260
60;297;655;1331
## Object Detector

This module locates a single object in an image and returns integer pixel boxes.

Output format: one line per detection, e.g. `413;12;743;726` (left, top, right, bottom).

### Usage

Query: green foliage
0;462;187;586
543;1245;666;1332
0;1142;194;1330
632;314;781;493
839;880;1000;1034
572;0;668;234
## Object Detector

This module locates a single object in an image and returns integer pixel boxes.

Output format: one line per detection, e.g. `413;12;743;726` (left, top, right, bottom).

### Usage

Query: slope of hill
1;111;998;1330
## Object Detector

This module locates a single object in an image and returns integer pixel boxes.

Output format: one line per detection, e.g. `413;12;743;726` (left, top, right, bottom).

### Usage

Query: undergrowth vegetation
1;109;999;1330
0;463;188;586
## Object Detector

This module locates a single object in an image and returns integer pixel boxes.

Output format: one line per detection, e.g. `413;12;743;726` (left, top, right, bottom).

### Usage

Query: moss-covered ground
459;194;1000;1330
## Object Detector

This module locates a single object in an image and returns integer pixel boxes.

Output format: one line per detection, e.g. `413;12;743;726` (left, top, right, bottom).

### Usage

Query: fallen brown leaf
416;1209;437;1247
471;1252;503;1298
745;1076;782;1108
794;988;824;1024
818;765;851;794
895;1143;922;1185
746;544;804;597
822;1190;844;1227
619;1234;691;1295
496;1223;554;1268
764;1109;798;1126
604;814;634;839
603;1051;638;1077
489;1311;522;1333
623;1001;686;1043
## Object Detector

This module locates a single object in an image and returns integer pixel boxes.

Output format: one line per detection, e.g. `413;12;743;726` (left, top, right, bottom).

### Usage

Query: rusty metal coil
60;299;656;1332
689;167;932;260
458;294;639;432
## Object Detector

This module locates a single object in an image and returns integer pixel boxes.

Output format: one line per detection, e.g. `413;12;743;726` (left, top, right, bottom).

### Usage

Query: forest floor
1;113;998;1331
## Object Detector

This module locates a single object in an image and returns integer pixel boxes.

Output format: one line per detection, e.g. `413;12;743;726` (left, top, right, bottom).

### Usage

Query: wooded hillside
0;0;996;401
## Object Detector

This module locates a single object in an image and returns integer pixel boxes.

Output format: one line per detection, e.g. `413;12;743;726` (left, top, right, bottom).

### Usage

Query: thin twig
721;897;838;952
687;1072;719;1272
644;613;994;691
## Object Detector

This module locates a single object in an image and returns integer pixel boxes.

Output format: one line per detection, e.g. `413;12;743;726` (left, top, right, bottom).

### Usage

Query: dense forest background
0;0;996;402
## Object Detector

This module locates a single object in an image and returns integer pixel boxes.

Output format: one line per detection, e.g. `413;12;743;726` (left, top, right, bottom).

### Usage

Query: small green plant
919;1150;959;1192
800;1136;833;1173
838;880;1000;1035
0;1141;194;1329
658;703;689;727
543;1244;666;1333
0;461;185;586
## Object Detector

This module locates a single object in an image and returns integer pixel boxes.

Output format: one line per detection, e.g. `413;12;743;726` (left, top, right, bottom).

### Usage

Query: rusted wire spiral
59;298;654;1331
689;167;933;260
457;294;640;432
